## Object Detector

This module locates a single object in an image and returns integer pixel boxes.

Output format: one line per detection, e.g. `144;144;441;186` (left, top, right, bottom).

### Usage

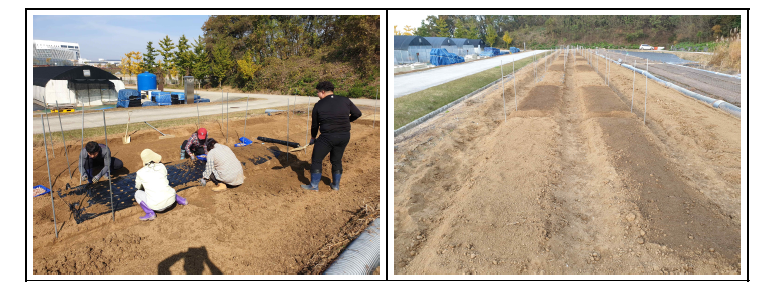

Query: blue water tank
137;72;157;92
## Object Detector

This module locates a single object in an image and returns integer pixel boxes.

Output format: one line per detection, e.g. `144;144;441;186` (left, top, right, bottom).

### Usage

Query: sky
390;11;432;34
33;15;210;61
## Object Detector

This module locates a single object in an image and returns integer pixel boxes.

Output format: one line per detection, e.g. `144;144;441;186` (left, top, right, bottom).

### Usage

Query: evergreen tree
141;41;157;73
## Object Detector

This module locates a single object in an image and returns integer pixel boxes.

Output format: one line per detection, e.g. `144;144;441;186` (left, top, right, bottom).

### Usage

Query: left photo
29;12;381;275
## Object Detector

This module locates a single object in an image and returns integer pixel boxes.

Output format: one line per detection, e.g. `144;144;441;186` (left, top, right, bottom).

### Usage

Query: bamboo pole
41;114;58;239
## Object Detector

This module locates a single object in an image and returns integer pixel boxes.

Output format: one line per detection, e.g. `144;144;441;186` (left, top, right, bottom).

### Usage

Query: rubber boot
176;194;188;205
330;171;342;191
301;171;321;191
180;149;186;160
139;202;156;221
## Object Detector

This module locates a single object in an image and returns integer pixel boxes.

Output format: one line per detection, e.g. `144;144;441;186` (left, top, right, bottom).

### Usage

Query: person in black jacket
301;81;362;191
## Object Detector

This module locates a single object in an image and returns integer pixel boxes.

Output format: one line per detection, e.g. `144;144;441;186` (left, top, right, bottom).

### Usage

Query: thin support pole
631;60;636;113
226;93;229;144
80;108;84;185
501;60;506;122
44;95;54;158
286;98;290;164
644;59;649;124
102;111;115;222
196;90;200;130
608;54;611;86
513;57;517;111
243;95;249;139
373;90;378;127
41;114;58;239
306;96;310;154
221;89;224;121
55;101;72;179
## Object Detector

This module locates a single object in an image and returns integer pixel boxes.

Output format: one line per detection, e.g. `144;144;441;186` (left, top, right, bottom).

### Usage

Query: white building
33;40;81;66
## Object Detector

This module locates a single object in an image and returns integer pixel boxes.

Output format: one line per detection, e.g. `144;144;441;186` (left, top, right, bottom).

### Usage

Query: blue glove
200;178;206;186
309;138;315;145
91;176;100;183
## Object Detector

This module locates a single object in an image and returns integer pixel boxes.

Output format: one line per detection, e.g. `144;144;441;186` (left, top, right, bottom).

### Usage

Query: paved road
394;50;547;98
32;90;379;134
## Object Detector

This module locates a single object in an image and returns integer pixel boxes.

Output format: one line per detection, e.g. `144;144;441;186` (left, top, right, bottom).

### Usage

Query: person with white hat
135;149;188;221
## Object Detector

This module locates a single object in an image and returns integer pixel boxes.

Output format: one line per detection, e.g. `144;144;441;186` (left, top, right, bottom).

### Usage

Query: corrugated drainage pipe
324;217;380;275
615;60;741;119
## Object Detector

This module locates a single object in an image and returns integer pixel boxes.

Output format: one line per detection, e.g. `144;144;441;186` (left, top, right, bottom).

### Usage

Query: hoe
144;121;176;139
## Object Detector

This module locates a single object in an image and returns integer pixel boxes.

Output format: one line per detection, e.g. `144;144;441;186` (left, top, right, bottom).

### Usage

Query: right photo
393;11;744;276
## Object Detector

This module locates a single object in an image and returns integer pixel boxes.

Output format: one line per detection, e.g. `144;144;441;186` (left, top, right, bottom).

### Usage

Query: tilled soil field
394;50;741;275
32;112;380;275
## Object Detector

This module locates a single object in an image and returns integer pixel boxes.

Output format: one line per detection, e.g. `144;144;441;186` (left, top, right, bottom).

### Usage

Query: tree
485;24;497;47
394;25;401;35
141;41;158;74
158;35;177;81
712;24;723;39
436;17;449;37
402;25;415;35
236;49;261;80
175;35;194;77
502;31;513;48
120;51;142;84
191;36;210;88
211;41;234;89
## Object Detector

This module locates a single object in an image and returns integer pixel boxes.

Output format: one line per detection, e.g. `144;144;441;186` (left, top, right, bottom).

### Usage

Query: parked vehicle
639;44;654;50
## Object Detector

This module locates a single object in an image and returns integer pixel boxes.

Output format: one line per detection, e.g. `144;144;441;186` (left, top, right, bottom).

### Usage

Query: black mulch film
58;147;283;224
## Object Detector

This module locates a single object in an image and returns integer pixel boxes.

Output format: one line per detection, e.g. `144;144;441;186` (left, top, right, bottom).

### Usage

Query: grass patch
395;51;551;129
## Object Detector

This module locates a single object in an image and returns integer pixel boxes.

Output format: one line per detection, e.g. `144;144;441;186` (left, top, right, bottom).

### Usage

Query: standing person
134;149;188;221
180;128;208;160
199;139;245;192
301;81;362;192
79;141;123;184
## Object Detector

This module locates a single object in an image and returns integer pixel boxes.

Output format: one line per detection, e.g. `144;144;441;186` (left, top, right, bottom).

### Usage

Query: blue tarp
157;102;172;106
142;101;158;107
156;93;172;104
484;47;501;56
194;98;210;103
118;89;140;101
430;48;465;66
116;100;130;108
479;51;495;57
509;47;520;53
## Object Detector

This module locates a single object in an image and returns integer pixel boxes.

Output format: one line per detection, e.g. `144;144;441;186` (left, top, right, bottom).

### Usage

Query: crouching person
80;141;124;184
199;139;245;192
181;128;208;160
135;149;188;221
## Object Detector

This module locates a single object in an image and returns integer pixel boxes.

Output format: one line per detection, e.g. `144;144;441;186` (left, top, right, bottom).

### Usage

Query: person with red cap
180;128;209;160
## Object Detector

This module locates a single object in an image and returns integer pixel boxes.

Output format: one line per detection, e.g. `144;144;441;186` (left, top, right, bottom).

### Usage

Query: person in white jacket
135;149;188;221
